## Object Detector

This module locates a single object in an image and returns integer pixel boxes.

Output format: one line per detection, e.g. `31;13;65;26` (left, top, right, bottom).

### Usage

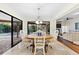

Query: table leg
45;44;48;53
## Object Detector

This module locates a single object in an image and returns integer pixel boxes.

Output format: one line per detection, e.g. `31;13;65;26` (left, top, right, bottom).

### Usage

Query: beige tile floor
46;41;78;55
3;40;78;55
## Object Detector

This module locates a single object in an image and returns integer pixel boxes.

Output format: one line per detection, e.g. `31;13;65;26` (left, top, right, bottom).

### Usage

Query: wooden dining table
25;34;53;53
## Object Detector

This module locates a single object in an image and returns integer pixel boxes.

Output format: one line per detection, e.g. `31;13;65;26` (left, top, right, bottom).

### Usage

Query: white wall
61;18;79;32
50;20;56;38
23;20;27;37
69;18;79;32
62;20;70;32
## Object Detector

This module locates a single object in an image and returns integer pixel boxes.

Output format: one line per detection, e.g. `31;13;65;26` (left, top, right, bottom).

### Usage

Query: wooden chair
48;37;55;49
22;38;33;52
34;37;45;55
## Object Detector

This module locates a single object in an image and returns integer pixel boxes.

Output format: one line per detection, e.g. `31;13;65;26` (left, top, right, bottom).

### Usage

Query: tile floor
3;40;78;55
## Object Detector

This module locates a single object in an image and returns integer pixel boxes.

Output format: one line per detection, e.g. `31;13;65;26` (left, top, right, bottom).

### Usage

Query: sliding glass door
0;10;22;54
0;12;11;54
13;18;22;46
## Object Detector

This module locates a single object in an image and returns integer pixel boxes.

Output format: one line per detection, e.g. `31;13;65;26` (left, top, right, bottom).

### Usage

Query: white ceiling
59;7;79;20
56;3;79;21
0;3;78;20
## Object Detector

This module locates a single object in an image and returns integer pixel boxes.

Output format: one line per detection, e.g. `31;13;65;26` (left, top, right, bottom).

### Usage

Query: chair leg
45;44;48;53
34;48;36;55
43;48;45;55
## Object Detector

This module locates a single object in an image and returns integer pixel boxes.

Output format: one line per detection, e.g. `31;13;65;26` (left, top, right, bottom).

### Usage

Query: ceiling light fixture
39;20;43;24
35;8;42;24
36;21;39;24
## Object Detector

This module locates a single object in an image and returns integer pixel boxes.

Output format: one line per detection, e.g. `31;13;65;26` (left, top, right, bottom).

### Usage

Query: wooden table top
25;35;54;40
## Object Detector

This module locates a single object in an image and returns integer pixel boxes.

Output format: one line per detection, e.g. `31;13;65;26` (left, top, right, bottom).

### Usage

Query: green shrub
0;24;11;33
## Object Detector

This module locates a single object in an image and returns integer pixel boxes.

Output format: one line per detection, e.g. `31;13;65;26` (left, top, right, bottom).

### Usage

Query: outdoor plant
0;24;11;33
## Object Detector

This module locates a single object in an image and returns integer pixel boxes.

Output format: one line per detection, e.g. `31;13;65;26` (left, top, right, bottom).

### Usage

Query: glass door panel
13;18;22;46
0;12;11;54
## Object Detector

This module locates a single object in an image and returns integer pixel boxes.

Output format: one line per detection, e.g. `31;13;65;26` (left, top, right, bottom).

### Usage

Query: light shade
35;21;43;24
39;21;43;24
36;21;39;24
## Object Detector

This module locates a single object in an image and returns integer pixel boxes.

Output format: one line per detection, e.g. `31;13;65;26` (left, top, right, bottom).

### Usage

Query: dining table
24;34;53;53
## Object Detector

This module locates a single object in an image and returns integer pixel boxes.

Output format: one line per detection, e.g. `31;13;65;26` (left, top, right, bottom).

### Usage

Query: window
75;22;79;31
27;21;50;35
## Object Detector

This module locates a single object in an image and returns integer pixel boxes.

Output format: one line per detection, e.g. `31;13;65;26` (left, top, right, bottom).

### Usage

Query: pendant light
35;8;42;24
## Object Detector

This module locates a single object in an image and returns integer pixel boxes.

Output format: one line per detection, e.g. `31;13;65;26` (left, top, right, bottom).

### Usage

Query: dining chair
48;37;56;49
22;38;33;52
34;37;45;55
